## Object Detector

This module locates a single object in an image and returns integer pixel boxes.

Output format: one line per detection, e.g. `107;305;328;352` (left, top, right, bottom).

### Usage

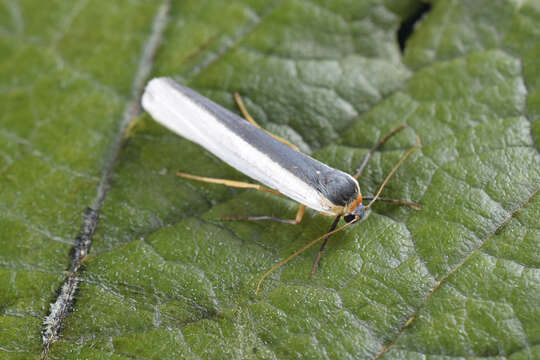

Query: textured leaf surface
1;0;539;359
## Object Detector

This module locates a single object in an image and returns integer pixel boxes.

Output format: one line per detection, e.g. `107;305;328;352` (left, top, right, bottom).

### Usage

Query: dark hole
397;2;432;52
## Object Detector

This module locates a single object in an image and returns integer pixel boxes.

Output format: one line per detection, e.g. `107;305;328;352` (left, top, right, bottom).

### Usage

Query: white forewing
142;78;334;214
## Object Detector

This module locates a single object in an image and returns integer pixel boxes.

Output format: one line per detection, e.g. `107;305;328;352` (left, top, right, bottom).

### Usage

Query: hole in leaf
397;2;432;52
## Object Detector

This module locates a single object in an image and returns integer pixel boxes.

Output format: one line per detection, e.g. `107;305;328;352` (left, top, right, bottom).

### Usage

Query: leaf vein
374;187;539;359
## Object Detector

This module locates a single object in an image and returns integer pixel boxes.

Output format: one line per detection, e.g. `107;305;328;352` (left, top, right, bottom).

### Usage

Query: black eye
344;214;356;223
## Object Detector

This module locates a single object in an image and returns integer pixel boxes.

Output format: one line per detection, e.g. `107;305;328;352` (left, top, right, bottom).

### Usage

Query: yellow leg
234;92;300;152
177;171;283;196
177;171;307;224
294;205;306;223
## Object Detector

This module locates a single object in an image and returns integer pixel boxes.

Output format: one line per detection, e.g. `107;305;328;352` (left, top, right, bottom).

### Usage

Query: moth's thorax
346;194;363;214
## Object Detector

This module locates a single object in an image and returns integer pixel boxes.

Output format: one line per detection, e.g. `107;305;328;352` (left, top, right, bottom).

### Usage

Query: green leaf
1;0;539;359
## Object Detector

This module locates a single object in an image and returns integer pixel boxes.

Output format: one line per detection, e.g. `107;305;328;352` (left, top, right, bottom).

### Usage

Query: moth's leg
222;204;307;225
234;92;300;151
177;171;282;196
310;215;341;275
354;124;406;179
177;171;307;224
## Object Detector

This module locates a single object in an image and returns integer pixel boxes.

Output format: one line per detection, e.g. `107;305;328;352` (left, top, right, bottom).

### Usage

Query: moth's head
344;194;365;223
